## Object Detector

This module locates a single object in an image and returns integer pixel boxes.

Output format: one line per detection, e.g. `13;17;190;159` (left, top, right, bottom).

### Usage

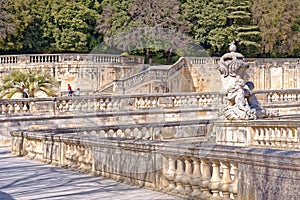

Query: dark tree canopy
0;0;15;41
0;0;299;59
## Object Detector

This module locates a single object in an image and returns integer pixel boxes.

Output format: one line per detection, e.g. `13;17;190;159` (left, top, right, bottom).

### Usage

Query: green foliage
252;0;300;56
0;0;298;57
0;70;57;98
0;0;15;41
0;0;101;53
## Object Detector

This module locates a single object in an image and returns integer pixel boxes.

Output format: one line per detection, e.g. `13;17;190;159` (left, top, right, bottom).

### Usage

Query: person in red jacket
67;84;73;96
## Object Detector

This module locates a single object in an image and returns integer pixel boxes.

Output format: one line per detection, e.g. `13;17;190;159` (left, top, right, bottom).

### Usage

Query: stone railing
251;121;300;149
253;89;300;103
185;57;219;65
11;129;300;199
14;119;210;141
215;119;300;150
0;92;225;115
0;54;144;66
2;89;300;115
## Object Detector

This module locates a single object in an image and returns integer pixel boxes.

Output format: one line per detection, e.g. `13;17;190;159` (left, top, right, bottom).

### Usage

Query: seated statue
244;81;279;118
223;79;256;120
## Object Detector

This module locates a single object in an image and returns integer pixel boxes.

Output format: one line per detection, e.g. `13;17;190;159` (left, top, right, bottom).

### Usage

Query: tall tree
181;0;229;55
97;0;191;64
224;0;260;57
0;0;101;53
0;0;15;41
252;0;300;56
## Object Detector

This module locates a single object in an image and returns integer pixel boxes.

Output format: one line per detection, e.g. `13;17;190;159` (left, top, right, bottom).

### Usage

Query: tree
181;0;229;55
0;70;57;98
0;0;15;41
252;0;300;56
47;0;101;52
97;0;191;64
0;0;101;53
224;0;260;57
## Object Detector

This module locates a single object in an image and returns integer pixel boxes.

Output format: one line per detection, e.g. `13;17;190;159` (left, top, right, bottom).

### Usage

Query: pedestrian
74;88;80;96
22;88;30;110
67;84;73;96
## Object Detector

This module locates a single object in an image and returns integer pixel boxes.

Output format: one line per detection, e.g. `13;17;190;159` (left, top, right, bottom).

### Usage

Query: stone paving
0;147;180;200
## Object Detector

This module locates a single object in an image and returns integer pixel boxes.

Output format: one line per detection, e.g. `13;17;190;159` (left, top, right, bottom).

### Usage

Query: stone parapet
215;119;300;150
10;130;300;199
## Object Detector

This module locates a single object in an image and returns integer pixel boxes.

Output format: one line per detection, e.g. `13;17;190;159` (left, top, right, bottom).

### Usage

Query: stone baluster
136;128;143;139
164;156;176;191
77;146;85;169
132;128;139;139
199;158;211;199
228;162;238;198
95;99;101;111
0;103;2;114
116;129;123;138
14;102;21;113
181;96;188;106
112;99;119;110
281;128;287;147
287;128;295;148
3;104;9;114
269;127;276;146
124;128;131;138
209;159;221;198
253;128;261;145
75;100;83;111
175;96;181;107
152;97;158;107
64;100;70;112
128;128;134;139
143;127;151;140
100;99;105;110
135;98;140;108
264;127;270;145
8;102;15;114
174;158;185;194
219;160;232;199
108;129;114;138
107;99;112;110
274;127;281;147
81;99;88;111
57;101;63;112
190;158;201;197
258;127;265;145
182;158;192;195
87;99;94;112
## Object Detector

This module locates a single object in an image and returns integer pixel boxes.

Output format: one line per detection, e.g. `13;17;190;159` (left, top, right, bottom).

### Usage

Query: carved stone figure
219;41;279;120
244;81;279;118
223;79;256;120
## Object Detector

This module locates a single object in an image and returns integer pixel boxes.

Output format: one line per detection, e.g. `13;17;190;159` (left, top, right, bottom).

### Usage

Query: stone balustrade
252;123;299;149
163;146;239;199
11;129;300;199
0;54;144;66
2;90;300;116
215;120;300;150
0;92;225;115
186;57;219;65
14;119;209;141
254;89;300;103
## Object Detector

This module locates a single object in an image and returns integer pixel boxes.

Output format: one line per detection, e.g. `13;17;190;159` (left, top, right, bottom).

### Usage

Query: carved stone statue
219;41;279;120
223;78;256;120
244;81;279;118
